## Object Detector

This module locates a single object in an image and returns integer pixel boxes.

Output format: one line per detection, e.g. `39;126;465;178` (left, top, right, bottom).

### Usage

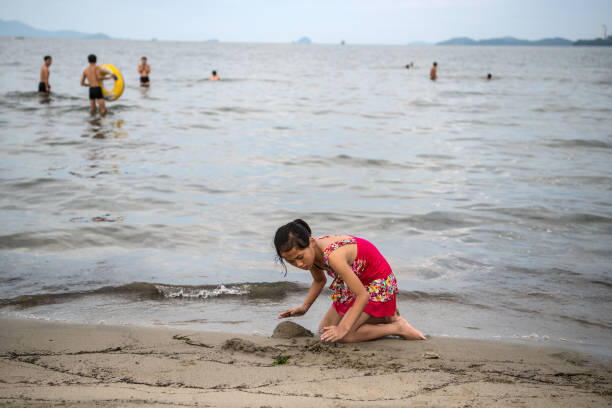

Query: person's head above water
141;56;147;62
274;219;314;274
487;73;492;80
88;54;96;63
212;70;217;76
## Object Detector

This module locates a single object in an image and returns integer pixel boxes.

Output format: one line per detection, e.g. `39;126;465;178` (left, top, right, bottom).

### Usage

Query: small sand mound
222;338;278;354
302;341;341;354
272;321;314;339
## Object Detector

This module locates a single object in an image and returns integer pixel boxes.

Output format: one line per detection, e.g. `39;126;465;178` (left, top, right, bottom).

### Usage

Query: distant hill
294;36;312;44
0;19;110;39
437;37;477;46
574;36;612;46
437;36;572;46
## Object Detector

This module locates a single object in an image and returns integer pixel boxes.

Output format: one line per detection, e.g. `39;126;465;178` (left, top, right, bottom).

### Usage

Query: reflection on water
82;117;128;139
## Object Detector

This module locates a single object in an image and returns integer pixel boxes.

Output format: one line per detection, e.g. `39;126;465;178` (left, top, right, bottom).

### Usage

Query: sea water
0;37;611;355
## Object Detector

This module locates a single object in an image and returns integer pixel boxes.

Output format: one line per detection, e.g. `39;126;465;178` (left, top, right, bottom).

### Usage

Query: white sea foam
157;284;249;299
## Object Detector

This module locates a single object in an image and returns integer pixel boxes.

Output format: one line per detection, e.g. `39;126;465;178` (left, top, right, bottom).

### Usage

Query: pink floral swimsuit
319;236;398;317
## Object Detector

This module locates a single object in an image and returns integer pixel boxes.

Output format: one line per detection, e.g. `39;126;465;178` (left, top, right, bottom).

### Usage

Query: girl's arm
320;249;368;342
301;268;327;312
279;268;326;318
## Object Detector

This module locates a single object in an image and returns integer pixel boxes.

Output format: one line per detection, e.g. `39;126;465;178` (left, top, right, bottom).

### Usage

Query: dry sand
0;318;610;407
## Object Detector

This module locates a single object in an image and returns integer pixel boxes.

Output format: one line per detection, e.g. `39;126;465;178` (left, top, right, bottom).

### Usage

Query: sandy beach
0;318;610;407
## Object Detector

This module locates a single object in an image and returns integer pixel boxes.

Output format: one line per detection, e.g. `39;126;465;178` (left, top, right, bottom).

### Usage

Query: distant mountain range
574;36;612;46
437;36;572;46
0;19;110;39
3;19;611;46
437;36;612;46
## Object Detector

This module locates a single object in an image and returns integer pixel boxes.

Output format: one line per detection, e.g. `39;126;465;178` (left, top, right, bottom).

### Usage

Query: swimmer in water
39;55;52;94
138;56;150;87
487;73;492;80
80;54;113;114
210;70;220;81
430;62;437;81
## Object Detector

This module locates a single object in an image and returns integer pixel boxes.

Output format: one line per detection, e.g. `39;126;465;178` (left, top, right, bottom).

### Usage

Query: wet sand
0;318;610;407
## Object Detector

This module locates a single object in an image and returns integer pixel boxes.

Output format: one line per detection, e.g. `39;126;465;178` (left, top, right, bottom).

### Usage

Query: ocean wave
396;290;462;302
544;139;612;149
557;315;612;330
0;280;479;310
282;154;415;170
517;175;612;189
0;281;307;309
480;207;612;225
3;91;42;99
3;91;81;101
367;211;489;232
4;177;68;190
155;281;304;300
0;224;208;251
214;106;267;114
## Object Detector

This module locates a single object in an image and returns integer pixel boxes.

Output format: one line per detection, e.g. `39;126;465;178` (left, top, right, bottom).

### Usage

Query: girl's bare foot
395;317;426;340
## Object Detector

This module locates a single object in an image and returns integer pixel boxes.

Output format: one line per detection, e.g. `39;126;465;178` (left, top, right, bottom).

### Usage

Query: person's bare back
80;54;108;114
81;64;102;88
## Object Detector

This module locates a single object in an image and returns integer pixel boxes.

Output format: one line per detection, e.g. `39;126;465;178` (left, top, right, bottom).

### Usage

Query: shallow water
0;38;611;355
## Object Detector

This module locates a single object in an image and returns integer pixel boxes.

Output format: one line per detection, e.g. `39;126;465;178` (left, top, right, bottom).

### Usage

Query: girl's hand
320;325;349;342
278;306;307;319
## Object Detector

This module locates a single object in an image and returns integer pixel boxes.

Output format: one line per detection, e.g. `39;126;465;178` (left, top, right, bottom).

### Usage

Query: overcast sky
1;0;610;43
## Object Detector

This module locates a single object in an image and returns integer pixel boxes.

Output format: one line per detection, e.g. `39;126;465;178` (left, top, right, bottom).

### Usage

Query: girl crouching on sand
275;219;426;343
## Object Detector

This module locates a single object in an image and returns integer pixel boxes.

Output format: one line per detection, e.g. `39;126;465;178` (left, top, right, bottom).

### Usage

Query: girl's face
280;238;315;270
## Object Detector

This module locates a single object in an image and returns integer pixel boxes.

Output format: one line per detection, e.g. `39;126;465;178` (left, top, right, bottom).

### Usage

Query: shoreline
1;317;610;407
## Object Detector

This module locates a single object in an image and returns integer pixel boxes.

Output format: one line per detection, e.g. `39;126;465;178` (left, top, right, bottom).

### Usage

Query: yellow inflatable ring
100;64;124;101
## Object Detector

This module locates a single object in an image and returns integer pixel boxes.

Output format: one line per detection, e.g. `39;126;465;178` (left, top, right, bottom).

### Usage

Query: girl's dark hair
274;219;312;275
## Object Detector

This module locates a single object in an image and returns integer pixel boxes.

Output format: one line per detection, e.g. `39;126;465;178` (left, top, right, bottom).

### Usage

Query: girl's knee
338;331;358;343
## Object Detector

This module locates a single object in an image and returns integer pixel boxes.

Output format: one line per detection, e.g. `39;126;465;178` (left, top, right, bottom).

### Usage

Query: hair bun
292;219;311;235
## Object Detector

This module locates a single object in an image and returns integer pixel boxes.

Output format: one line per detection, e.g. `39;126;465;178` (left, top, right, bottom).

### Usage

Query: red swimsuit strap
322;236;357;268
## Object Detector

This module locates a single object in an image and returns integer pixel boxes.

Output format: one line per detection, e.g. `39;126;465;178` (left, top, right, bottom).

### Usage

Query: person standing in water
39;55;52;94
275;219;426;343
138;56;151;87
430;62;438;81
210;70;220;81
80;54;113;114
